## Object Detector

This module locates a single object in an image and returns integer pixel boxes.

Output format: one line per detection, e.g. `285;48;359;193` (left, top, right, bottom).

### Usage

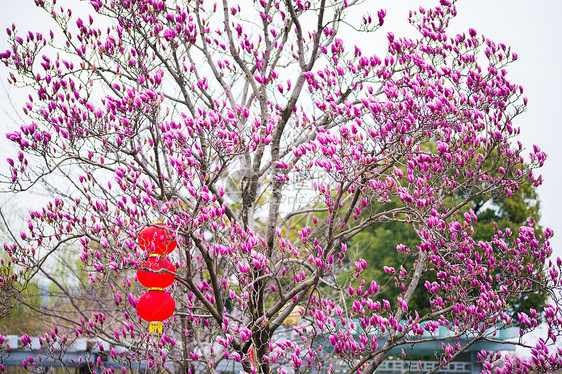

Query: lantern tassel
149;322;162;334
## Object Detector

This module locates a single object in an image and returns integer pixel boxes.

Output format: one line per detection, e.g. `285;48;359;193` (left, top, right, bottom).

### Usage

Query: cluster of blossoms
0;0;560;373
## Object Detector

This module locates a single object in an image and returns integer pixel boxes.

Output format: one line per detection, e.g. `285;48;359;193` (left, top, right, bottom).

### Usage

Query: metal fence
375;360;472;374
0;334;484;374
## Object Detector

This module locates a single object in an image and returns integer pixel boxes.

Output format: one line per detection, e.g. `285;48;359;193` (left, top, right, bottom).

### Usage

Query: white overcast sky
0;0;561;258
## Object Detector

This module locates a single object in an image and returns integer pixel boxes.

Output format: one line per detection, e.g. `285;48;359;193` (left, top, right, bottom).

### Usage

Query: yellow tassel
149;322;162;334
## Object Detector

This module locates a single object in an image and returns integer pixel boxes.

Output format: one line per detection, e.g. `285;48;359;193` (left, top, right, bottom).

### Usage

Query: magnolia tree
1;0;561;373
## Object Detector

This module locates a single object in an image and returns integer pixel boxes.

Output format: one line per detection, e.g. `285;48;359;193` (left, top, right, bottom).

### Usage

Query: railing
0;327;511;373
375;360;472;374
0;336;144;370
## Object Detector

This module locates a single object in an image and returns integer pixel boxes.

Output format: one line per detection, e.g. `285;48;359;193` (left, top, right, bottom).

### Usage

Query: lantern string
137;224;177;335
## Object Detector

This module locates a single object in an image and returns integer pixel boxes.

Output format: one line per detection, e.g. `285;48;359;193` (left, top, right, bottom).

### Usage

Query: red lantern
137;257;176;289
137;290;176;333
136;224;178;334
138;225;177;255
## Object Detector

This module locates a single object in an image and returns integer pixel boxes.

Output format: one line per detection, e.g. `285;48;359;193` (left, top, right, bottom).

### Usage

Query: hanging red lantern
137;257;176;289
136;224;178;334
138;225;177;255
137;290;176;333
